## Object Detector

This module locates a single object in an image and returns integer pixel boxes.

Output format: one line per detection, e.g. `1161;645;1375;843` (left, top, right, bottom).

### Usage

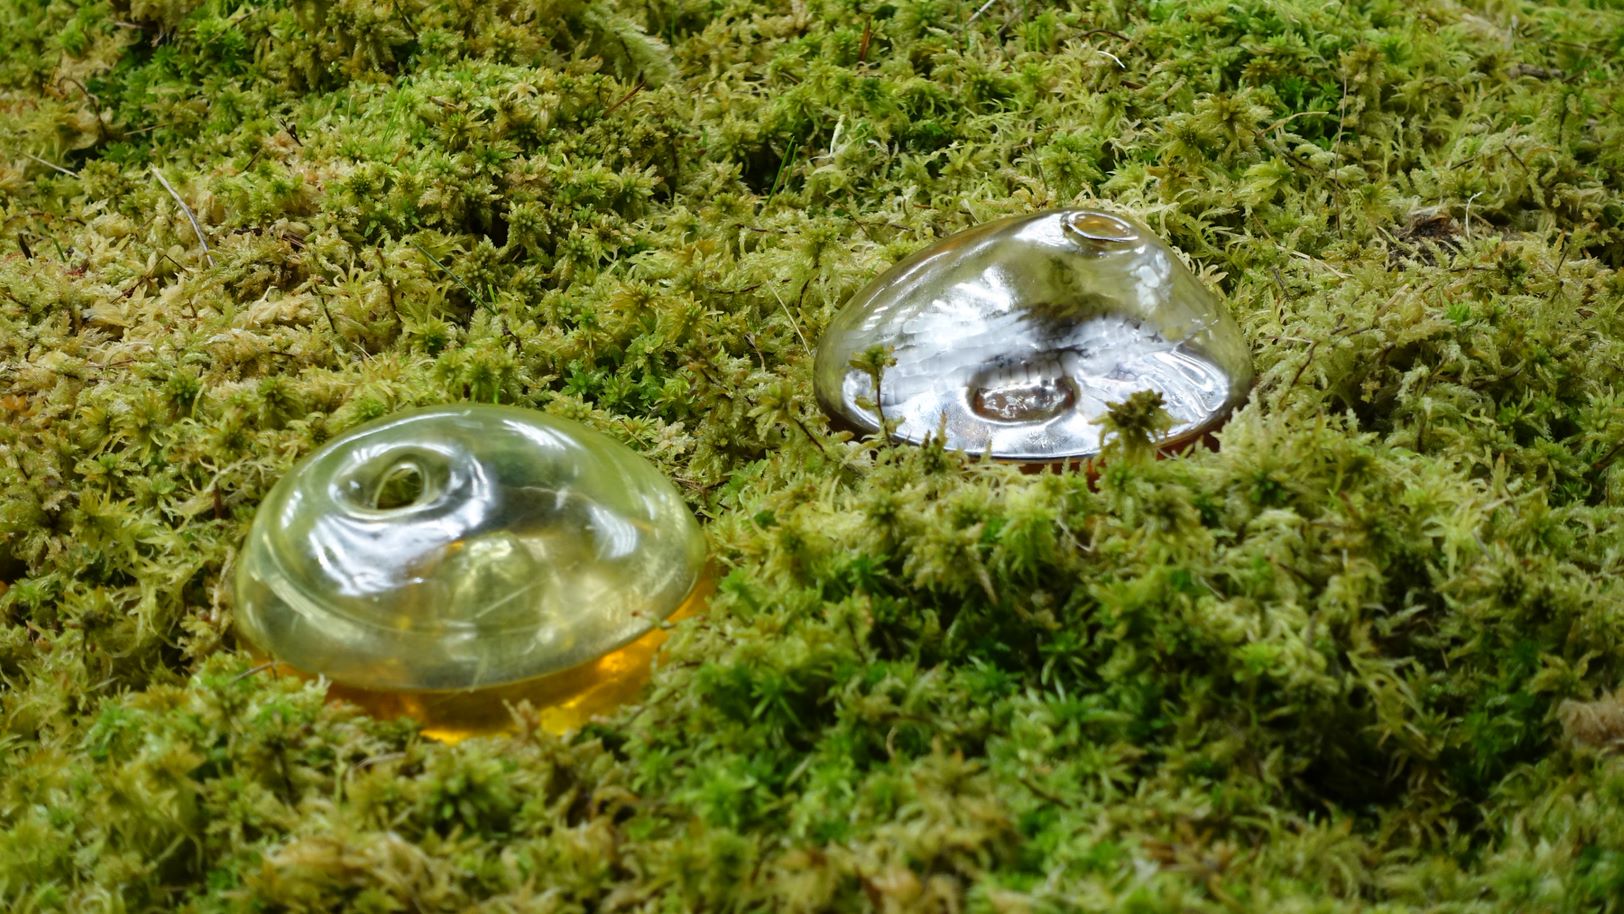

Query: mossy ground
3;0;1624;910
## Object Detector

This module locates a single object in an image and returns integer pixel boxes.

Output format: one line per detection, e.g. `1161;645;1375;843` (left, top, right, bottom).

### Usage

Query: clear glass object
233;404;708;740
814;210;1254;461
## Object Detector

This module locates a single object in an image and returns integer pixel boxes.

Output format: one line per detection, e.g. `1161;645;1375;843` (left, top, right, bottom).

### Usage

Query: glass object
814;210;1254;461
234;404;708;740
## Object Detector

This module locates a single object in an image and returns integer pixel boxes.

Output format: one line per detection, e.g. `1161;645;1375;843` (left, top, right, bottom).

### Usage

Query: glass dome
233;404;708;739
814;210;1254;461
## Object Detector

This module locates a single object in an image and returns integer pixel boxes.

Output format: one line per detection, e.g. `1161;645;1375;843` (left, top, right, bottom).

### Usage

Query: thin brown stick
604;80;645;117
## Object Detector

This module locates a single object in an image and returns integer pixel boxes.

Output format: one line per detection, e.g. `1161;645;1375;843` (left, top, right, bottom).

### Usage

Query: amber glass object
234;404;707;740
814;210;1254;461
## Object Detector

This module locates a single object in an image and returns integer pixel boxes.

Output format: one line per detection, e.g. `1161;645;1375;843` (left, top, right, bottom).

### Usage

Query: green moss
3;0;1624;909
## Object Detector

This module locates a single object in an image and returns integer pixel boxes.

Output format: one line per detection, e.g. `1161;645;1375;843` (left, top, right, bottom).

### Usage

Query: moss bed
3;0;1624;909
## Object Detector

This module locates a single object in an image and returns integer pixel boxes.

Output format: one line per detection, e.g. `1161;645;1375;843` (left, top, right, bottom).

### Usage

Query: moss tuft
3;0;1624;909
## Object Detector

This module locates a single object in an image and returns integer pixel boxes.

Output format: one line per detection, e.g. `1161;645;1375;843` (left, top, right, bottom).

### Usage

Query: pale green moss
2;0;1624;910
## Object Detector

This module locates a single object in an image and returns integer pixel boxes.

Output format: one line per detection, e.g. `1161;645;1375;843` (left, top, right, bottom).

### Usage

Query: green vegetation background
2;0;1623;909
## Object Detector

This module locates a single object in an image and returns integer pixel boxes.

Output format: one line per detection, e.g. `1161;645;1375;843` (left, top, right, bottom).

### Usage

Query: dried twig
152;167;216;267
769;284;810;355
966;0;1000;27
406;238;483;307
231;661;279;683
603;80;645;117
22;152;76;177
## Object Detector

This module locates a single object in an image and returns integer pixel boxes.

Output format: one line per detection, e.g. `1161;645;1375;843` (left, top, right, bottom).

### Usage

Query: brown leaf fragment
1558;692;1624;752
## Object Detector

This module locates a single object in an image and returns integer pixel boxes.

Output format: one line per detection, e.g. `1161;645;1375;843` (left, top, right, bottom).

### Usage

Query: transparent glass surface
814;210;1255;461
234;404;707;702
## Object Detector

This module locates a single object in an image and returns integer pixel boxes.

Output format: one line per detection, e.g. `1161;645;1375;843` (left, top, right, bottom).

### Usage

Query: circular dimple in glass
334;446;448;513
1063;210;1140;247
968;358;1078;424
234;404;708;737
813;209;1254;461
